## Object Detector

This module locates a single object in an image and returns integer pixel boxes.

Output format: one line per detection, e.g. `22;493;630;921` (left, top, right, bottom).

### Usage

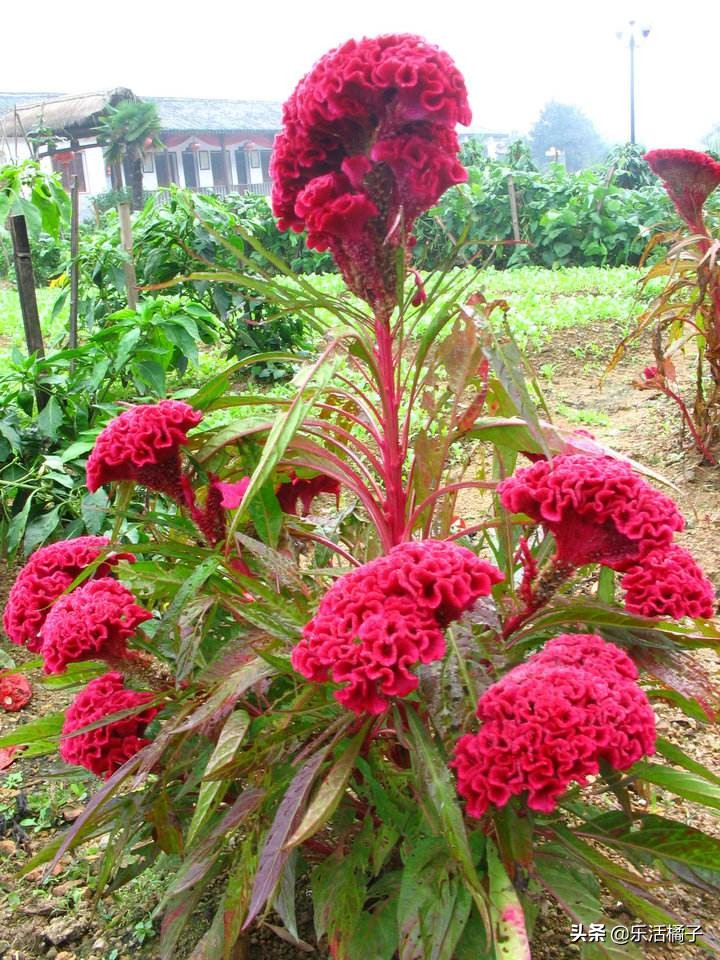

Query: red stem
374;315;407;546
659;381;717;464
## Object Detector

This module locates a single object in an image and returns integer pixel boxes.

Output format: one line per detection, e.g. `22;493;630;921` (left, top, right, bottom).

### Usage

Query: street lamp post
617;21;651;145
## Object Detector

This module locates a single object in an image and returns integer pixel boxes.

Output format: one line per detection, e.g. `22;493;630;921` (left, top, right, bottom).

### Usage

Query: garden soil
1;318;719;959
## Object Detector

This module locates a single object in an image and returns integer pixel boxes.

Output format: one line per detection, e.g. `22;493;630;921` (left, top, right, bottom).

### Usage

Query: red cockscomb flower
498;454;683;571
86;401;203;501
645;149;720;234
3;537;135;652
621;544;716;621
60;672;159;779
40;578;153;674
271;34;470;312
292;539;503;714
276;473;341;516
452;634;656;816
0;674;32;712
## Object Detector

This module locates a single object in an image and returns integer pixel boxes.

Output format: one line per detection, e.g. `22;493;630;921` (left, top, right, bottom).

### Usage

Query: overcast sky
4;0;718;148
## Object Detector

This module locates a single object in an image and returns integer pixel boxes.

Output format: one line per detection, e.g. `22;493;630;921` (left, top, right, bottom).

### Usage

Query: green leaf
629;761;720;810
23;506;61;555
226;344;341;540
654;736;720;786
285;721;370;850
312;823;372;952
134;359;166;397
534;855;641;959
152;556;218;654
404;707;482;895
6;495;34;556
247;479;283;548
36;395;64;440
487;840;530;960
186;710;251;846
398;837;472;960
0;712;65;748
81;489;109;535
585;813;720;873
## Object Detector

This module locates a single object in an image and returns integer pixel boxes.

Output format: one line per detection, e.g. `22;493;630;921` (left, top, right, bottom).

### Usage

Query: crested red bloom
60;672;159;779
271;34;470;312
0;674;32;712
276;472;341;516
645;149;720;233
452;634;656;816
621;545;716;620
3;536;135;652
86;401;203;501
40;578;152;674
498;454;684;570
292;539;503;714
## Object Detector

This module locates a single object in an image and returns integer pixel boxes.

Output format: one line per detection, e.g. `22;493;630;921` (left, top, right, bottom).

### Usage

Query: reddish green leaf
487;840;530;960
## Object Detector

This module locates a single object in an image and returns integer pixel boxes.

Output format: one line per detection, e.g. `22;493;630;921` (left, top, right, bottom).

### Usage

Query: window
249;150;261;169
142;153;154;174
198;150;210;171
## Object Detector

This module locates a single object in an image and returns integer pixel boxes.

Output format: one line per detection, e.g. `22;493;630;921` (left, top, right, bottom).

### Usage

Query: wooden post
507;176;521;243
9;214;47;410
69;175;80;350
117;202;138;310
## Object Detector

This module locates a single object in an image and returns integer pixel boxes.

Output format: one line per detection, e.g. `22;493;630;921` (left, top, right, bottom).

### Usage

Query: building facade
0;90;282;206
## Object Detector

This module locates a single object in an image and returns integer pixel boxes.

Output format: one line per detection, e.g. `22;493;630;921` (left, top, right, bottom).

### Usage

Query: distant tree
703;123;720;159
529;101;606;172
96;100;161;210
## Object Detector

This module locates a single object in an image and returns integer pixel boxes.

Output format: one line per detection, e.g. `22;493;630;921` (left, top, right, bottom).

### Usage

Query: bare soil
1;315;719;959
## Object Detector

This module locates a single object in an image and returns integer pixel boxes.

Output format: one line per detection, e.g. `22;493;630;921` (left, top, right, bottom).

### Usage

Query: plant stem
374;314;407;546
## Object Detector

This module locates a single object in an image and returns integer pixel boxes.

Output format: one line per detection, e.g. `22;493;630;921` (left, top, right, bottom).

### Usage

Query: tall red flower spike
292;539;503;714
645;149;720;235
60;672;159;779
0;674;32;712
3;536;135;652
621;544;716;621
86;400;203;502
498;454;684;571
40;578;153;674
271;34;471;313
452;634;656;816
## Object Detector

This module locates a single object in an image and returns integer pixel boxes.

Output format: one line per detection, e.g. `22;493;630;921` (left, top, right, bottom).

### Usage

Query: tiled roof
145;96;282;132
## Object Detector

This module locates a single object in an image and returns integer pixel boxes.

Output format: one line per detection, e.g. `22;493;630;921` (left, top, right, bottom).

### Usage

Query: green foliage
0;294;213;559
413;158;674;271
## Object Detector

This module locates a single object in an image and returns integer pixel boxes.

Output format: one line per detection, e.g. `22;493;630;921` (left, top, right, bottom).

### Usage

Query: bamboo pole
69;174;79;350
507;175;521;243
117;201;138;309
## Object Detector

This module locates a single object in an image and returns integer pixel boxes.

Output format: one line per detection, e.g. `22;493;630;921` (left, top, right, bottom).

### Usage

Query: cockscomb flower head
271;34;470;312
498;454;684;570
292;539;502;714
3;536;134;652
452;634;656;816
40;578;153;674
645;149;720;234
0;674;32;712
60;672;159;779
86;400;203;501
621;544;716;621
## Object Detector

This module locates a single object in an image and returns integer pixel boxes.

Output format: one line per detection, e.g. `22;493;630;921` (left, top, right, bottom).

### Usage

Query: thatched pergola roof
0;88;136;142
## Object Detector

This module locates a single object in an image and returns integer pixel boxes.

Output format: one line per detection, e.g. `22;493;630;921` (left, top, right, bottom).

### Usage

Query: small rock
55;954;77;960
45;949;57;959
44;917;89;947
61;807;84;823
52;879;83;897
91;939;107;951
